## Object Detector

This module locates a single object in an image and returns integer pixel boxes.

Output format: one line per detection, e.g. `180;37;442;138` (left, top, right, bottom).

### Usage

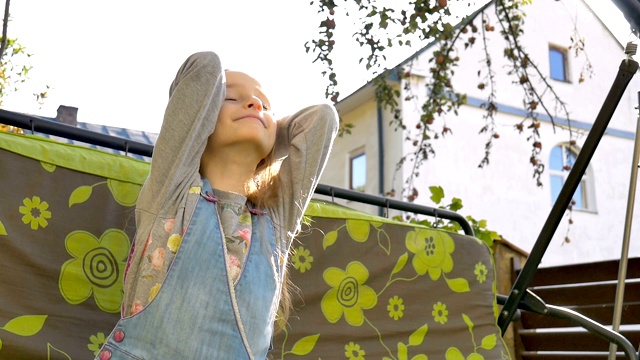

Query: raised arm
274;103;339;247
137;52;225;214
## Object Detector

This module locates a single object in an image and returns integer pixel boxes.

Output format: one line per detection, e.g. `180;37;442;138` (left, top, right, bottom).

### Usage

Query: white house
318;0;640;267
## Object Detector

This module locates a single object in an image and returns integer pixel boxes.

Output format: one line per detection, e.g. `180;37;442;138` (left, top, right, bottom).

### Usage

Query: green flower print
321;261;378;326
0;219;7;236
345;341;366;360
238;212;251;225
59;229;130;313
384;343;429;360
432;302;448;324
474;262;488;284
405;229;454;280
18;196;52;230
446;348;484;360
387;295;405;320
88;332;106;355
445;314;498;360
383;325;429;360
292;246;314;273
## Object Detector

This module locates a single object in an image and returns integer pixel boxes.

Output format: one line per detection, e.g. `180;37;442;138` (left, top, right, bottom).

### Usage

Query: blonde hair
245;148;293;335
245;147;280;208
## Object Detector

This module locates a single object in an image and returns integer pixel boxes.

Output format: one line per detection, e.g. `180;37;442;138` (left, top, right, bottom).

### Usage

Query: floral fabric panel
0;132;511;359
0;141;137;359
271;218;512;359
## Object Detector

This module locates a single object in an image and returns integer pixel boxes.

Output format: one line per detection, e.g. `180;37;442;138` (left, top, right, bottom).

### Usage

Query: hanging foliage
306;0;594;200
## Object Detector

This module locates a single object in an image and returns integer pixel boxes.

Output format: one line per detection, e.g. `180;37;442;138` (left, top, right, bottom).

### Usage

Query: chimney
56;105;78;126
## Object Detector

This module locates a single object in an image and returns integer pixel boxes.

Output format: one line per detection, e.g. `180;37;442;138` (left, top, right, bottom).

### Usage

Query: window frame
548;143;596;212
349;150;366;192
549;45;570;83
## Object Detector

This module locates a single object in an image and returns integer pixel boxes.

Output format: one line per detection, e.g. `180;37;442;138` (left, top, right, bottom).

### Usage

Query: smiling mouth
238;116;265;127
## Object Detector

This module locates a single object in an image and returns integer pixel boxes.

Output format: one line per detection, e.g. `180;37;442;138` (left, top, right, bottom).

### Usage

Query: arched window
549;144;593;210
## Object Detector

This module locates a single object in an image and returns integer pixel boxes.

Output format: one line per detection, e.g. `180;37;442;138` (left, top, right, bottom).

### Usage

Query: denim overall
97;179;282;359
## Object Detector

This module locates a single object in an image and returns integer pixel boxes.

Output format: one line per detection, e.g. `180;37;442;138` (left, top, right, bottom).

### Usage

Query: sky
1;0;633;133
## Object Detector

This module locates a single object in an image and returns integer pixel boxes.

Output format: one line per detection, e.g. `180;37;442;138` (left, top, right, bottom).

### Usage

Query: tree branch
0;0;10;63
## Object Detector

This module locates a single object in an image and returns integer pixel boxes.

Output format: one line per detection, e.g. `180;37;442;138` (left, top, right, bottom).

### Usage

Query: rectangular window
549;47;568;82
350;152;366;192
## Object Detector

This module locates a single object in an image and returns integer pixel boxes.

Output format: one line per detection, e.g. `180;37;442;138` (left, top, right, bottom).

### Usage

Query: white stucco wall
318;97;382;215
321;0;640;267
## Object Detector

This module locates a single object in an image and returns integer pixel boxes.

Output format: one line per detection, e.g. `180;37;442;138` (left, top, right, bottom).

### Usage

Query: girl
96;51;338;359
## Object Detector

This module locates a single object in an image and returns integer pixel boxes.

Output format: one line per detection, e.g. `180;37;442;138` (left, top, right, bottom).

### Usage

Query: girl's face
208;71;277;162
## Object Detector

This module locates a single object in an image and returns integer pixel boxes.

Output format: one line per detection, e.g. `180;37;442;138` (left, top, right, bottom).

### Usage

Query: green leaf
480;334;497;350
0;338;2;350
412;355;428;360
467;354;484;360
408;324;428;346
47;343;71;360
445;347;465;360
377;229;391;255
429;186;444;204
69;186;92;207
462;313;474;331
346;219;370;242
0;220;6;236
289;334;320;356
476;229;500;247
477;232;491;245
445;277;470;293
1;315;47;336
398;342;407;359
322;230;338;249
107;179;141;207
449;197;463;212
392;253;408;275
40;162;56;172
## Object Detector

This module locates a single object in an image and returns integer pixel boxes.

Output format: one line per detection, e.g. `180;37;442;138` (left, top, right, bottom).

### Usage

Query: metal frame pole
608;91;640;360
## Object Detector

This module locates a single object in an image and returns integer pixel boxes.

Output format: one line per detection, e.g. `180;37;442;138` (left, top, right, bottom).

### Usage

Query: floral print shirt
212;189;251;284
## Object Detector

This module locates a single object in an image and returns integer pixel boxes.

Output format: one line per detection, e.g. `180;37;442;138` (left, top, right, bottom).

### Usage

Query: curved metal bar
0;109;474;237
545;304;639;360
496;294;639;360
315;184;475;236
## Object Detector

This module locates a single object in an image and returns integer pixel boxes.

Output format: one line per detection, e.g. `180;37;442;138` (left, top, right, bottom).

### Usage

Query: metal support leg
608;91;640;360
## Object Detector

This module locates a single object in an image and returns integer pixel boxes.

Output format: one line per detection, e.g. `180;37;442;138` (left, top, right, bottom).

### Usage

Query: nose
246;96;263;112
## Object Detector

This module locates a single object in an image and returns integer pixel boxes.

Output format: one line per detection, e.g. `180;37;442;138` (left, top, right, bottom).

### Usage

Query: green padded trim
0;131;446;233
306;199;434;230
0;131;150;185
